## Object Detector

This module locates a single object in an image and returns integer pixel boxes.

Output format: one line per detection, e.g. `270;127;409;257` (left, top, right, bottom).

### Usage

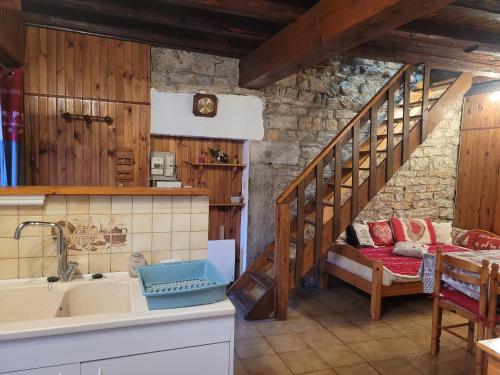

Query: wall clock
193;94;218;117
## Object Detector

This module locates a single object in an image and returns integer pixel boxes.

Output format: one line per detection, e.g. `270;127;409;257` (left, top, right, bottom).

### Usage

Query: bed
325;243;469;320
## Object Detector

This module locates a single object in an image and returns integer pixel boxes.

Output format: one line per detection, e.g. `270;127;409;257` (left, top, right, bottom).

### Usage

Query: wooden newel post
275;203;290;320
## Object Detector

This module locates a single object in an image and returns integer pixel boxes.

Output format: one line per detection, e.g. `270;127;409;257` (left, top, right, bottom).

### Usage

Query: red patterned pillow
473;232;500;250
390;217;437;245
459;230;488;249
366;220;394;246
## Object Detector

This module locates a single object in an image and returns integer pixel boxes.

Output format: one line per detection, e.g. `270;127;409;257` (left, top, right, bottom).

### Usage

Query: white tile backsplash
0;194;209;279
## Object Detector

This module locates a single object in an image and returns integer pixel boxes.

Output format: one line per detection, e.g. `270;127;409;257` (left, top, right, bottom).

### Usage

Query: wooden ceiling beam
347;44;500;78
22;12;251;57
0;0;20;10
153;0;315;24
23;0;278;42
400;21;500;46
453;0;500;14
239;0;455;89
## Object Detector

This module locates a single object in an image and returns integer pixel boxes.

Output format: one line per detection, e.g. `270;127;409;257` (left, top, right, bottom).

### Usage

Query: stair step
248;271;274;289
398;98;437;109
233;290;257;313
377;116;421;128
341;184;352;189
377;131;404;139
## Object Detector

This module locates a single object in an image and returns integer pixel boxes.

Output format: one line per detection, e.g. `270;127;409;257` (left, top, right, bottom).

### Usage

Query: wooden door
454;92;500;234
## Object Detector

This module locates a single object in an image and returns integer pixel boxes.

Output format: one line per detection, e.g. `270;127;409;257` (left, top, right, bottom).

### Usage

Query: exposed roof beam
0;0;20;10
453;0;500;14
153;0;315;23
22;12;251;57
347;43;500;78
400;21;500;46
24;0;278;42
239;0;455;89
465;80;500;97
444;4;500;21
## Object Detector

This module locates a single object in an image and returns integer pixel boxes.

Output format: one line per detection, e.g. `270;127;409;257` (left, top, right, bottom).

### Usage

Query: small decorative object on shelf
115;147;134;183
208;146;229;163
193;93;218;117
230;195;243;204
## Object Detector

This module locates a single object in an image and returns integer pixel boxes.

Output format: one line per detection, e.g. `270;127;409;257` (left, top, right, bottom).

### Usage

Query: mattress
327;244;469;287
327;251;418;286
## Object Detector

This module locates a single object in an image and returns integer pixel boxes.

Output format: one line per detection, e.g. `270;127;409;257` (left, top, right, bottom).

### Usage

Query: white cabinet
4;364;79;375
81;343;230;375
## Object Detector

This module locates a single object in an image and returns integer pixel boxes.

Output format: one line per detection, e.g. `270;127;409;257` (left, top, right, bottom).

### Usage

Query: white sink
0;277;131;324
57;282;131;317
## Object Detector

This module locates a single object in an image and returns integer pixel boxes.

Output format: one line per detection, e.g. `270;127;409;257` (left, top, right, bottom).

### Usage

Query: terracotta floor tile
328;324;372;343
279;349;330;374
378;336;427;357
370;358;422;375
266;333;309;353
405;353;467;375
359;322;404;340
334;363;379;375
300;329;342;348
315;345;365;368
301;370;338;375
254;319;294;336
235;359;250;375
348;340;397;362
289;318;325;333
235;337;276;359
235;322;262;340
386;319;429;336
242;354;292;375
313;313;351;327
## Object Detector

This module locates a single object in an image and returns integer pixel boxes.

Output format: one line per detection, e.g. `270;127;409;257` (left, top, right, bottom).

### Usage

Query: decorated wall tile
0;194;209;279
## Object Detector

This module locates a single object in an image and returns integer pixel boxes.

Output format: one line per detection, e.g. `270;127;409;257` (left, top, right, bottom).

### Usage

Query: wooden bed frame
324;244;423;320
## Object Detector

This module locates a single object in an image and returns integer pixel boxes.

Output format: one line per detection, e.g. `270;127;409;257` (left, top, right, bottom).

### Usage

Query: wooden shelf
186;161;246;168
210;202;244;207
0;186;210;196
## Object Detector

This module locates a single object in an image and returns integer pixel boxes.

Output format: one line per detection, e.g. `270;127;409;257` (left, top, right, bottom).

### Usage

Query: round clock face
197;97;215;115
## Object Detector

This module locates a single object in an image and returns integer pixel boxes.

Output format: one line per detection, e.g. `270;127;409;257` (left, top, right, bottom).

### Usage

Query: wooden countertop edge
0;186;210;196
478;339;500;359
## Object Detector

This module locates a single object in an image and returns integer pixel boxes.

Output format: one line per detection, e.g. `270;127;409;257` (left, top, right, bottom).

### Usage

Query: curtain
0;68;24;186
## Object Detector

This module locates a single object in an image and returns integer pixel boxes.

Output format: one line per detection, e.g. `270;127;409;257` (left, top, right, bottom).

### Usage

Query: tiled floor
234;282;475;375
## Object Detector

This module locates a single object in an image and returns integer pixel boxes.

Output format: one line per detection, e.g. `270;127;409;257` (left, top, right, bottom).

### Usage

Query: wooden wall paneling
454;93;500;234
0;8;25;66
151;135;244;271
24;26;151;186
65;98;74;186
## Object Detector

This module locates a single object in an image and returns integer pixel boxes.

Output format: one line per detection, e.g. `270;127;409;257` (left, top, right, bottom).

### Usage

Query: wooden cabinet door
5;364;79;375
80;342;230;375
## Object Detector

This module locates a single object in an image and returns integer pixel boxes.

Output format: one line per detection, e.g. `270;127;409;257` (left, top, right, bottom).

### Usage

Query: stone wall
357;100;462;222
151;48;462;264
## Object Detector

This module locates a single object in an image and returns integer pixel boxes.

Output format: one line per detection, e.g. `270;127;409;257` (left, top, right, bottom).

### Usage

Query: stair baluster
275;202;290;320
314;161;324;278
402;69;412;162
351;123;360;220
295;181;305;286
421;65;431;142
386;86;395;181
333;145;342;239
369;107;378;198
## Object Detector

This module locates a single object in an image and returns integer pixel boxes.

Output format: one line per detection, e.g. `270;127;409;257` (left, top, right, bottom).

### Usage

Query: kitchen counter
0;186;210;196
0;272;234;342
0;273;235;374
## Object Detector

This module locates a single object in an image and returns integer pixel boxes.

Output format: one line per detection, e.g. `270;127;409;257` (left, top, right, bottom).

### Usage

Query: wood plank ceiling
20;0;500;87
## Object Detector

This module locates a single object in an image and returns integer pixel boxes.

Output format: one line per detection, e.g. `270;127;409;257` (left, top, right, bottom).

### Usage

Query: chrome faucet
14;221;78;282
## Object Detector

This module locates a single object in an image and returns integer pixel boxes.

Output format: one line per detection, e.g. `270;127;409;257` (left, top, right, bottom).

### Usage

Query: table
478;339;500;375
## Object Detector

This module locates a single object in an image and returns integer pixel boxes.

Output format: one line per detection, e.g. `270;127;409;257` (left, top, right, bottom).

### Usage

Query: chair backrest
487;263;500;337
433;248;490;315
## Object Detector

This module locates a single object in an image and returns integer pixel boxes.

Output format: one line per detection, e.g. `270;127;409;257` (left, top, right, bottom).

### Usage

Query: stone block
250;141;300;166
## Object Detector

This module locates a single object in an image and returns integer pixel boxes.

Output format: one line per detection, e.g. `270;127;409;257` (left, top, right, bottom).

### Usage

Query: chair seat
441;287;480;316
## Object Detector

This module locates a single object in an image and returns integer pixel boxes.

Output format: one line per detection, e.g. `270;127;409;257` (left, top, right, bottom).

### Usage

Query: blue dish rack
137;260;230;310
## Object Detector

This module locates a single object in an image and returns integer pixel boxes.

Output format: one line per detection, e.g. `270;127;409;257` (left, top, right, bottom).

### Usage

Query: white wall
151;89;265;141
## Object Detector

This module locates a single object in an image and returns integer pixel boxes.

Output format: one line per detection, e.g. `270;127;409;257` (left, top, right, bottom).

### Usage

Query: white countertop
0;272;235;342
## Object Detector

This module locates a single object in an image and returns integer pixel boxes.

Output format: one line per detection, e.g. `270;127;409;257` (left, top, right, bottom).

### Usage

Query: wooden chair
486;263;500;339
431;248;490;375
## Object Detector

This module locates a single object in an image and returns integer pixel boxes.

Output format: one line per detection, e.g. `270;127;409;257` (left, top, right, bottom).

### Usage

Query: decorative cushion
390;217;437;245
346;223;374;248
366;220;394;247
474;233;500;250
433;222;453;245
392;241;429;258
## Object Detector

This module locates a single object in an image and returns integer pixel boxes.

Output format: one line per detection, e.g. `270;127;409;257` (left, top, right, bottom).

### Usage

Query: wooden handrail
276;64;413;204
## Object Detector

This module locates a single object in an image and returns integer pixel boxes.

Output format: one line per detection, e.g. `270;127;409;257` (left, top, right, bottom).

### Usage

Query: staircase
228;64;472;320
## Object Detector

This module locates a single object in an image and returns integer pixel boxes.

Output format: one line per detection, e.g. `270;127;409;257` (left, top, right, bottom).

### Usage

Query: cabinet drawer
4;364;79;375
81;342;230;375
